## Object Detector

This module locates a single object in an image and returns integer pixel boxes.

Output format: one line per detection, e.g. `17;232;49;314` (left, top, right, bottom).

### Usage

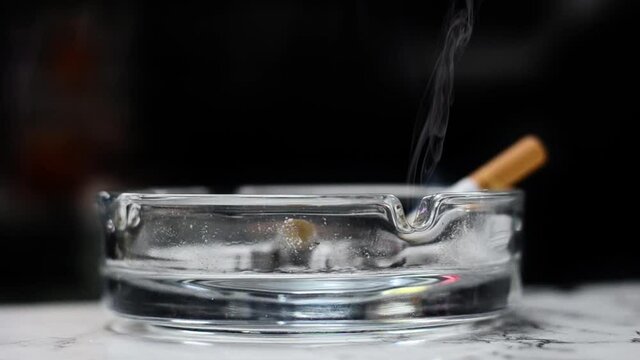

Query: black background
1;0;637;302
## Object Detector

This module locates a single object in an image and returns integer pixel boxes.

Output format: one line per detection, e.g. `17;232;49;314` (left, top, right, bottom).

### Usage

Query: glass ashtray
98;185;523;341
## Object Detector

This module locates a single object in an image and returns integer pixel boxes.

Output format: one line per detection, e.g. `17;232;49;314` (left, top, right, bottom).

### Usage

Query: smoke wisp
408;0;475;185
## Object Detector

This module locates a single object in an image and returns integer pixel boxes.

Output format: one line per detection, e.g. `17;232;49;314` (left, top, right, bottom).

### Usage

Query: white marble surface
1;283;639;360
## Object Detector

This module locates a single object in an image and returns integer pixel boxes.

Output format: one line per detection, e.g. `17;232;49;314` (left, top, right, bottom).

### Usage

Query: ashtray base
105;264;518;342
108;312;505;344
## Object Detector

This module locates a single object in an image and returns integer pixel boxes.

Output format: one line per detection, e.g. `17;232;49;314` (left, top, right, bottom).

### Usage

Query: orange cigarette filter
470;135;547;190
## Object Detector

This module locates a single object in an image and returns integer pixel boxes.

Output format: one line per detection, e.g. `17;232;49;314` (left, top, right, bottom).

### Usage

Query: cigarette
403;135;547;243
281;218;316;247
447;135;547;192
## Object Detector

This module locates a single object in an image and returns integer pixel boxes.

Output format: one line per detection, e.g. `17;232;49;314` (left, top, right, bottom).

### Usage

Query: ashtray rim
101;189;522;206
98;189;523;236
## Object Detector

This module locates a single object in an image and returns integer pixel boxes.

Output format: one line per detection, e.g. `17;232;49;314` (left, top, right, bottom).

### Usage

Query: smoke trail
408;0;475;184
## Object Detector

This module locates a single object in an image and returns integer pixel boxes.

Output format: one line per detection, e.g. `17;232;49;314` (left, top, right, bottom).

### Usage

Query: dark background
1;0;636;302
